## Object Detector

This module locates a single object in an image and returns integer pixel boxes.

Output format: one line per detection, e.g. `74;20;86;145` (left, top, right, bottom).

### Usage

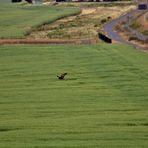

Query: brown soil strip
0;39;98;45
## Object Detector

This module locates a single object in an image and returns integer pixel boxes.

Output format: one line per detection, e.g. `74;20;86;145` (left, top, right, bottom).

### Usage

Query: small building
138;3;148;10
135;0;148;10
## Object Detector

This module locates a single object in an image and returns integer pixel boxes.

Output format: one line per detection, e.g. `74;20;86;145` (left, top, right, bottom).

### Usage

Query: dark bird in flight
57;73;67;80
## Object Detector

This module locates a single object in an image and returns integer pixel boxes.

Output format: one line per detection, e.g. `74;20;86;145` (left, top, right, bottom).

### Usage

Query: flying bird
57;73;67;80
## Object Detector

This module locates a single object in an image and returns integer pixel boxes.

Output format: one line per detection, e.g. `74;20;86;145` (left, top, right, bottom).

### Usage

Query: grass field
0;44;148;148
0;0;11;3
0;4;80;39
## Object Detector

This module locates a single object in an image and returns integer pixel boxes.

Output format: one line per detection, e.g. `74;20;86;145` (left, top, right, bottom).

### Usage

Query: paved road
104;8;148;50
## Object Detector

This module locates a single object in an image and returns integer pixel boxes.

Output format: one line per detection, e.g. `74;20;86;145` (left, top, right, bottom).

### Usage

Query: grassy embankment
0;44;148;148
130;12;148;36
0;3;80;39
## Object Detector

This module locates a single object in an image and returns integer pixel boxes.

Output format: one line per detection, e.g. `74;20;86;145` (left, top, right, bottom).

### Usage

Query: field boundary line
0;39;98;45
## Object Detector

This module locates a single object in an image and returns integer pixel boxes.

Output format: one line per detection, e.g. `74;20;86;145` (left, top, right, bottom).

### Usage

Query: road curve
104;9;148;50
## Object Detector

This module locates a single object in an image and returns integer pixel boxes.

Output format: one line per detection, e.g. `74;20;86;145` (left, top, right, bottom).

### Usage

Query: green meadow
0;3;80;39
0;0;11;3
0;44;148;148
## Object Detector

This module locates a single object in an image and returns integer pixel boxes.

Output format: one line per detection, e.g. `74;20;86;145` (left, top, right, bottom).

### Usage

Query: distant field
0;44;148;148
0;4;80;39
0;0;11;3
29;5;135;40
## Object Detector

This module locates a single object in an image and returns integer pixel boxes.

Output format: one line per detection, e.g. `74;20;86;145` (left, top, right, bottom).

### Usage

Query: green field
0;0;11;3
0;3;80;39
0;44;148;148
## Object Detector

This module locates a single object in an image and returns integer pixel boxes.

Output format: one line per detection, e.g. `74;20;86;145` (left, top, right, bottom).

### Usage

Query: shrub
128;36;139;41
100;18;107;24
68;22;77;27
143;30;148;36
130;21;141;30
59;23;65;29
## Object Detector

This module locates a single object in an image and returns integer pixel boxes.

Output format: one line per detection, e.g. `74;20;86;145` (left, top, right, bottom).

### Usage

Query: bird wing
61;73;67;78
